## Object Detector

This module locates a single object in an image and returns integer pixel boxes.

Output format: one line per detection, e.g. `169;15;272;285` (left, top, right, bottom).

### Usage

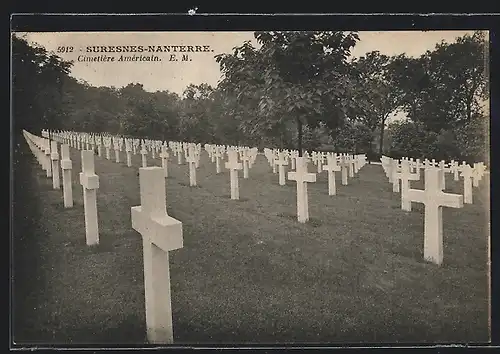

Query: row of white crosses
53;130;164;168
286;153;366;223
35;131;73;207
380;155;488;265
264;148;368;223
381;156;488;205
206;144;226;174
35;130;182;344
55;131;374;222
56;131;271;194
186;144;201;186
27;130;100;246
204;144;259;178
263;148;367;192
52;131;374;225
57;131;254;191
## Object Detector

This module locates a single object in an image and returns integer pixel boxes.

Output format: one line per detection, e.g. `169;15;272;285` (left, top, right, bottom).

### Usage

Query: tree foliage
215;31;360;154
391;31;488;132
350;51;403;154
12;34;73;134
13;31;489;163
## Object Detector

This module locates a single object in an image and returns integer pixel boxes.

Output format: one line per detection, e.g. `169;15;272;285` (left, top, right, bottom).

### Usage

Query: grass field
12;137;490;345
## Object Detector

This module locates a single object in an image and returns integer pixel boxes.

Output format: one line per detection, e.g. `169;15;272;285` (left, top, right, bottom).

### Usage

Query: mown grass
12;140;490;345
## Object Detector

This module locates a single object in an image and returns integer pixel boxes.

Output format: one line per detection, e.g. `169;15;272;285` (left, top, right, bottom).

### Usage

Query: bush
330;123;373;154
453;115;489;164
388;120;434;159
366;151;381;162
387;116;489;163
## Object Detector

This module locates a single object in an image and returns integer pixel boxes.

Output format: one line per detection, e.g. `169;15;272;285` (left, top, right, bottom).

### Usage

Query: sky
18;30;478;95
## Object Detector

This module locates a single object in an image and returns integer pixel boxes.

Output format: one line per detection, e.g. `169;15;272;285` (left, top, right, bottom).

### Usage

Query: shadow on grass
177;182;202;188
220;195;250;202
49;200;83;210
276;212;322;227
86;238;116;254
12;136;49;344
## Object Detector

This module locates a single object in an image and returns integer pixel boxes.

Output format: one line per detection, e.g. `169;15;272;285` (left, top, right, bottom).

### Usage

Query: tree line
12;31;489;163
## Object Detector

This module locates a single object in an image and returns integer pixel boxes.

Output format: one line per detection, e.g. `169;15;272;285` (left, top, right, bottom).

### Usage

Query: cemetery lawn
13;140;490;345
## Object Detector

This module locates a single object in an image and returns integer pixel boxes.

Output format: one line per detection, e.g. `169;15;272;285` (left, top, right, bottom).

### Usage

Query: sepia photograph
11;22;491;347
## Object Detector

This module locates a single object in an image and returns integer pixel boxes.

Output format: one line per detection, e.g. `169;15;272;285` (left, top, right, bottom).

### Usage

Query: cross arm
131;206;183;252
407;188;425;204
61;160;72;170
79;172;99;189
439;192;464;209
323;165;341;172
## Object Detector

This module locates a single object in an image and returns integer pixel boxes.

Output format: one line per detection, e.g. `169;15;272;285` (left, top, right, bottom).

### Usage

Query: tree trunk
378;119;386;155
466;95;472;121
297;117;303;157
367;129;376;163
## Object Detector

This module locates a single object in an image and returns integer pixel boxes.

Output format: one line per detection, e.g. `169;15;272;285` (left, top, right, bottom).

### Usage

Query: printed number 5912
57;46;74;53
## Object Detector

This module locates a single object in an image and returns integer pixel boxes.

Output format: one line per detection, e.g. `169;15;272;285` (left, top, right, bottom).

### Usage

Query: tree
391;31;488;132
453;113;489;164
216;31;360;155
331;122;373;154
387;120;439;159
350;51;403;155
118;83;179;139
12;34;73;134
426;31;488;126
178;84;217;143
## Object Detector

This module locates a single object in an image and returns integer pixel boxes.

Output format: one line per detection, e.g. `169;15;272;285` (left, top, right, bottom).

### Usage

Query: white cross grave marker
215;148;224;174
113;140;119;163
439;160;446;188
131;167;183;344
399;160;420;211
151;145;156;159
275;152;289;186
323;153;341;196
125;140;133;167
391;159;401;193
407;167;464;265
44;141;52;178
50;141;60;190
241;150;251;179
460;164;474;204
315;152;324;174
160;145;169;178
79;150;100;246
225;150;243;200
177;145;184;165
97;137;102;157
290;151;298;170
141;144;148;168
288;156;316;223
187;146;197;187
105;142;111;160
472;162;486;187
450;160;460;181
60;144;73;208
340;155;349;186
348;155;355;178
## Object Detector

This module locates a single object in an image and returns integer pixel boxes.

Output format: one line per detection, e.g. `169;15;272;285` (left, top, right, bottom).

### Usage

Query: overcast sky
19;30;477;96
